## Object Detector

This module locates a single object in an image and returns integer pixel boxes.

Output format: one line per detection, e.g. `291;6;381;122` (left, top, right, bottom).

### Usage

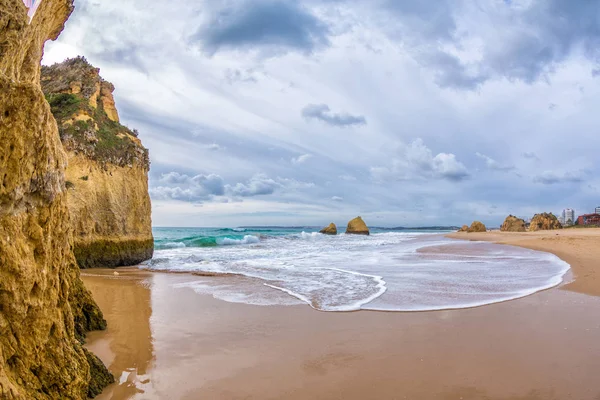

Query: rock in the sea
501;215;526;232
467;221;487;233
0;0;111;397
458;225;469;232
529;212;562;231
320;223;337;235
346;217;370;235
41;57;154;268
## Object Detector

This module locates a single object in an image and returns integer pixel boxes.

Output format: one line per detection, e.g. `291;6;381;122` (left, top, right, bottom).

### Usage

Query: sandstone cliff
501;215;526;232
320;223;337;235
41;57;153;268
529;213;562;231
346;217;370;235
467;221;487;233
458;225;469;232
0;0;112;398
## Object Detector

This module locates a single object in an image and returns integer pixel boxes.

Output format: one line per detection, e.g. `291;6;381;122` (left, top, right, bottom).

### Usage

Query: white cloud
291;153;313;164
371;139;469;182
475;152;515;171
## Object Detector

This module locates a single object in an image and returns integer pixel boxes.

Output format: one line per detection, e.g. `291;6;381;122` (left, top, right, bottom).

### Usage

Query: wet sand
83;230;600;400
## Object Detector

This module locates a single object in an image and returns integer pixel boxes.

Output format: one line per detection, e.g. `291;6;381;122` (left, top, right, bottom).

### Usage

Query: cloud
338;174;357;181
151;173;226;201
205;143;223;151
226;173;282;197
225;68;259;84
475;152;515;171
533;170;588;185
522;152;540;161
331;196;343;202
192;0;330;55
384;0;600;89
301;104;367;127
291;153;313;164
372;139;469;182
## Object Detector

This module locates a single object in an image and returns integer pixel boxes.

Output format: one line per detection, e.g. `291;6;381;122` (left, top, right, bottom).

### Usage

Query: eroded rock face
41;57;153;268
320;223;337;235
0;0;112;397
529;213;562;231
467;221;487;233
458;225;469;232
501;215;526;232
346;217;370;235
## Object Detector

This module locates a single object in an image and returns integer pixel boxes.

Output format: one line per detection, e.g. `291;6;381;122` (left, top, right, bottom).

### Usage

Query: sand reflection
83;269;154;399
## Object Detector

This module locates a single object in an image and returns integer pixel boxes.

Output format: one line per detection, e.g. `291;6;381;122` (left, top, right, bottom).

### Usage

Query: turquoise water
152;226;453;249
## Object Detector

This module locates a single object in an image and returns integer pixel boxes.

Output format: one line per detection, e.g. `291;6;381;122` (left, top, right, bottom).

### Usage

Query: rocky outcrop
41;57;153;268
529;213;562;231
501;215;526;232
346;217;370;235
458;225;469;232
467;221;487;233
320;223;337;235
0;0;112;397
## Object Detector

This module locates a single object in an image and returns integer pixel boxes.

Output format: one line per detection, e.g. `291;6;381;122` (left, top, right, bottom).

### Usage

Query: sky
42;0;600;228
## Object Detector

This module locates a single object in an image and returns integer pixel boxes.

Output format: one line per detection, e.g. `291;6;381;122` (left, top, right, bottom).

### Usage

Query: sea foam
147;230;570;312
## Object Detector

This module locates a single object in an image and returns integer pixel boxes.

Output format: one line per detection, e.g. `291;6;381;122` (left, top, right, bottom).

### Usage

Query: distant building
562;209;575;226
596;206;600;214
577;214;600;226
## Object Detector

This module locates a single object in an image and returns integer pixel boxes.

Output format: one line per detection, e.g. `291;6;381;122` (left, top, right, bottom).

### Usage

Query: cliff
0;0;112;398
529;213;562;231
41;57;153;268
501;215;526;232
467;221;487;233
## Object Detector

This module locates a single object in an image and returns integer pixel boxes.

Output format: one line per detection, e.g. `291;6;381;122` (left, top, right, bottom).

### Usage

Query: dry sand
83;229;600;400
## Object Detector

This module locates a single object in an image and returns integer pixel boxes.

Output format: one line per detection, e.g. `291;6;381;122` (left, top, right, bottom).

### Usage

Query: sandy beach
83;229;600;400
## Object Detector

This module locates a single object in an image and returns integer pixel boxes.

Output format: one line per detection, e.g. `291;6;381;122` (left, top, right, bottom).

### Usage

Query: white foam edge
264;267;387;312
363;257;571;312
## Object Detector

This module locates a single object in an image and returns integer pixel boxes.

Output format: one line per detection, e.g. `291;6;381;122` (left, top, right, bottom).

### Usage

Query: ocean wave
217;235;260;246
300;231;321;240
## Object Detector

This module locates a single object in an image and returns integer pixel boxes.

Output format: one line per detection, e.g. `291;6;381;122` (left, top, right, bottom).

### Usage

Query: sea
143;227;570;312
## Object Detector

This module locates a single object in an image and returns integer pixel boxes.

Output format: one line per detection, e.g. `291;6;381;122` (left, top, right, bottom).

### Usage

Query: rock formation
0;0;112;397
467;221;487;233
320;223;337;235
458;225;469;232
529;212;562;231
41;57;153;268
346;217;370;235
500;215;526;232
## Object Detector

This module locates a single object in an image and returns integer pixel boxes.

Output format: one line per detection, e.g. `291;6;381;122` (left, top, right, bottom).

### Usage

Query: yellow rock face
0;0;112;397
100;80;120;122
458;225;469;232
346;216;370;235
529;213;562;231
467;221;487;233
501;215;526;232
320;223;337;235
66;154;153;268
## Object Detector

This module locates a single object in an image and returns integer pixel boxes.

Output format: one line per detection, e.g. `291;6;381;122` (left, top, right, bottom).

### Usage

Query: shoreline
447;228;600;297
83;229;600;399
